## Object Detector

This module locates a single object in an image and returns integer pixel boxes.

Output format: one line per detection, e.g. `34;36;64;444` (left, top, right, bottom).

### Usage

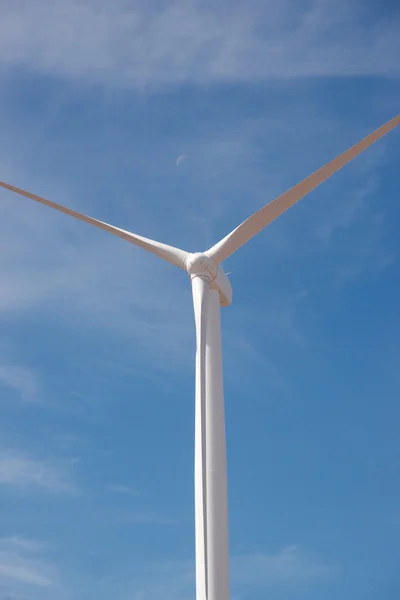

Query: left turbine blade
0;180;189;269
192;275;209;600
207;113;400;264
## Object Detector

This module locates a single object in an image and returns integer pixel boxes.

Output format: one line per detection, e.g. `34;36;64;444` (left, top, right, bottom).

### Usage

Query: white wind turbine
1;114;399;600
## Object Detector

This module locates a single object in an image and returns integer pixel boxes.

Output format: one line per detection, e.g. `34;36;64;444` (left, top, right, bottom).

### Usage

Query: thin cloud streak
232;545;337;587
0;536;55;589
0;450;78;494
118;513;174;525
0;539;337;600
108;484;141;497
0;0;398;88
116;546;335;600
0;364;40;403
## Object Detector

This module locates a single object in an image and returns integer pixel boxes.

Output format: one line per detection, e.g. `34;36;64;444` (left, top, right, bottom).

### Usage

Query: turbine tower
1;114;399;600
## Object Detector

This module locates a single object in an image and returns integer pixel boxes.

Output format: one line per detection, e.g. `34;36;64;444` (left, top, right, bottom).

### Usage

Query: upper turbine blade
207;114;400;264
0;180;189;269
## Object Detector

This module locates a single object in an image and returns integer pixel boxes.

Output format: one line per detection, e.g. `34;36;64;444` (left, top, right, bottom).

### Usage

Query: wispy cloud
108;484;141;497
0;450;78;494
232;545;337;588
224;335;288;392
0;536;55;590
0;542;338;600
307;145;397;287
0;364;40;402
111;545;335;600
0;0;399;88
0;543;336;600
118;513;174;525
314;144;385;244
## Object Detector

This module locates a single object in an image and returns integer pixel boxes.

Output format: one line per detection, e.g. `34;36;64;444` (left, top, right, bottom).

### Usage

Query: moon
176;154;188;167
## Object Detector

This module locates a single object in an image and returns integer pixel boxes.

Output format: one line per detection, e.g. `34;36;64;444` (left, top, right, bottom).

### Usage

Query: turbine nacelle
185;252;232;307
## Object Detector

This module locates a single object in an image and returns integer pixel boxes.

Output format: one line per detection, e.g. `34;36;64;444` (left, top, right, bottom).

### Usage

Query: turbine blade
207;113;400;264
192;275;210;600
0;180;188;269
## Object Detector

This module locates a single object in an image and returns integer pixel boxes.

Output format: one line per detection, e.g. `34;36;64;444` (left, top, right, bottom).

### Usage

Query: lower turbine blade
0;180;188;269
192;275;209;600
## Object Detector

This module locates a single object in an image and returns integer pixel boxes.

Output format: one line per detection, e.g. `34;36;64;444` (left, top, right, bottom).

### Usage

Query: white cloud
0;365;40;402
224;335;288;392
0;0;398;88
109;546;335;600
0;560;51;588
0;534;335;600
118;513;174;525
0;536;55;590
314;144;385;245
0;450;78;494
232;545;337;588
307;145;397;286
108;484;141;497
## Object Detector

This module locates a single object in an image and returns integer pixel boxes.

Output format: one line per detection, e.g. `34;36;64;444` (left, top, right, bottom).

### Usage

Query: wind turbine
1;114;399;600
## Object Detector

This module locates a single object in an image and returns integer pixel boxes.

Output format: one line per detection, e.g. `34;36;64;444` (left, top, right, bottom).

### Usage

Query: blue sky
0;0;399;598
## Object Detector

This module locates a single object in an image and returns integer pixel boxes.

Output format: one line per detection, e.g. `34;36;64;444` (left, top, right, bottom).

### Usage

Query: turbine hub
185;253;232;307
185;252;218;281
